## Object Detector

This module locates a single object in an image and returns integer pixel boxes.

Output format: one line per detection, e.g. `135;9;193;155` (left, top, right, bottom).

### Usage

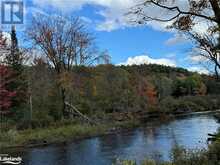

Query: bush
159;97;179;113
159;95;220;115
16;116;54;130
113;142;220;165
141;160;157;165
0;129;18;144
206;141;220;164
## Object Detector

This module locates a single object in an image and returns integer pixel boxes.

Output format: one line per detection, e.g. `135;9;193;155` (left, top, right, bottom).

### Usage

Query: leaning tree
129;0;220;78
27;14;110;118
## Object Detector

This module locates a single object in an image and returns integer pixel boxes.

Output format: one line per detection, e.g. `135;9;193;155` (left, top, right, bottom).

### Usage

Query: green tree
153;75;173;101
94;65;134;113
185;74;204;95
6;26;27;120
173;74;206;96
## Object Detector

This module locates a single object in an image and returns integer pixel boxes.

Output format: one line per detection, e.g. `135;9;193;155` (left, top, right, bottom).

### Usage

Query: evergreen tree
5;26;23;71
6;26;27;120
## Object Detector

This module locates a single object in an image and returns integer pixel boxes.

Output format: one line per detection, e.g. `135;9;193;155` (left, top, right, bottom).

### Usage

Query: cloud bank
118;55;176;67
32;0;139;31
187;66;209;75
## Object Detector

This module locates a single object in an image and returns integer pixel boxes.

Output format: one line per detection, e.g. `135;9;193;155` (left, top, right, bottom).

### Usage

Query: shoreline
1;120;140;152
1;109;220;152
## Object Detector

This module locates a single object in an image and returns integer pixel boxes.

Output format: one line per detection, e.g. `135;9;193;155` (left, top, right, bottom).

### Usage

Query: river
9;114;220;165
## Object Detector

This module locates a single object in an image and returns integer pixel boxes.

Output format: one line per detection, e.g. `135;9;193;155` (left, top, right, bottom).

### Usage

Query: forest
0;23;220;130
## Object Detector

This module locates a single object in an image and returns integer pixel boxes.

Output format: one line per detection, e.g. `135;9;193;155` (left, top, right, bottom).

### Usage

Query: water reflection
15;115;220;165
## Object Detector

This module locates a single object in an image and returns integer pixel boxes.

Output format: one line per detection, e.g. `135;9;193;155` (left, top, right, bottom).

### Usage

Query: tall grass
113;142;220;165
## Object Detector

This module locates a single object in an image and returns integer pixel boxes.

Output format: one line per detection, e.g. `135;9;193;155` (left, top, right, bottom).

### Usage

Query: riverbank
0;120;140;150
1;109;220;151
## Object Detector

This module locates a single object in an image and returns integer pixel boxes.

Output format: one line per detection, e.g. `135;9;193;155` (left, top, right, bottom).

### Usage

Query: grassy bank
0;120;140;149
1;109;220;150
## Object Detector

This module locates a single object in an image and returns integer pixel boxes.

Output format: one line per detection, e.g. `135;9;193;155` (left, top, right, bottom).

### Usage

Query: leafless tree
129;0;220;78
188;31;220;78
27;14;110;118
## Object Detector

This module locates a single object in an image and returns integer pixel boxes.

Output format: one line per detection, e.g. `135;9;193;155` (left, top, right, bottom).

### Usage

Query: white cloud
95;0;140;31
2;32;11;45
32;0;137;13
80;16;93;24
118;55;176;67
32;0;139;31
165;33;189;46
30;0;178;32
31;0;214;33
187;66;209;75
27;6;50;17
0;32;11;63
165;53;176;58
32;0;86;11
187;55;208;63
185;47;210;64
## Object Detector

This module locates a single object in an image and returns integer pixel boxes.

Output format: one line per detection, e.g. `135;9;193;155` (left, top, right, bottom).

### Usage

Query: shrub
114;143;220;165
0;129;18;144
16;116;54;130
159;95;220;115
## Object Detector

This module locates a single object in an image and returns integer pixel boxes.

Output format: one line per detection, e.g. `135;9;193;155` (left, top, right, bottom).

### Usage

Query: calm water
10;115;220;165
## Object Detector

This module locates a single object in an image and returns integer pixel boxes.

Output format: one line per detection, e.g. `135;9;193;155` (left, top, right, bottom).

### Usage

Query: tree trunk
209;0;220;22
215;65;220;80
61;88;68;119
209;0;220;48
65;101;97;125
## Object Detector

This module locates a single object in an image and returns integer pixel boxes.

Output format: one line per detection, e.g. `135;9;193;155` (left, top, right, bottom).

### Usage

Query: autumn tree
0;30;16;118
0;65;16;112
129;0;220;78
4;26;28;120
143;79;158;107
0;66;16;130
27;14;109;118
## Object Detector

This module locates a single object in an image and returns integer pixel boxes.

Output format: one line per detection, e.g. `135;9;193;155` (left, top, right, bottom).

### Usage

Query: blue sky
3;0;209;74
95;26;191;65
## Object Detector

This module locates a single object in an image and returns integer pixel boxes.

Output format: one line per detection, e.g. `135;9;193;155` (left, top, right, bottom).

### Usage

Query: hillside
21;63;220;123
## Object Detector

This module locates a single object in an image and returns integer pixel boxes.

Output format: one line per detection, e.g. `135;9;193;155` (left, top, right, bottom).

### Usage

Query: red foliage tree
138;78;158;108
0;65;16;114
145;83;157;106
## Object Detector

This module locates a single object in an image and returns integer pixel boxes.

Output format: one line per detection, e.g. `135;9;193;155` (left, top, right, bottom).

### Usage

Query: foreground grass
113;141;220;165
0;120;139;149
